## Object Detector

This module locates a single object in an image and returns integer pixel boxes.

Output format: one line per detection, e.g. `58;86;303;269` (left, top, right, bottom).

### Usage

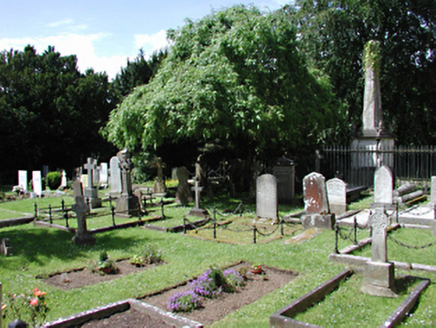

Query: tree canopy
0;45;116;183
296;0;436;144
106;5;346;167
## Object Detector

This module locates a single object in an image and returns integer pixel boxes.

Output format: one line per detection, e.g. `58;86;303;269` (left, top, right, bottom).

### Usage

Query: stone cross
369;208;390;262
71;195;95;245
83;157;96;189
191;179;203;209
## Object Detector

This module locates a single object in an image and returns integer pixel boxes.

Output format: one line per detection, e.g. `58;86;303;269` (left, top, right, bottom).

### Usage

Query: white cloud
134;30;170;56
0;33;131;80
47;19;74;28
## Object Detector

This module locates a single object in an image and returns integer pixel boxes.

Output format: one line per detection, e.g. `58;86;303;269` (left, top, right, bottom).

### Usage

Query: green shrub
46;172;62;190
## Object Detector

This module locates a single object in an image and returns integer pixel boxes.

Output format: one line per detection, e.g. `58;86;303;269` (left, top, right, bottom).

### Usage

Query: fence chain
388;235;436;249
337;226;355;243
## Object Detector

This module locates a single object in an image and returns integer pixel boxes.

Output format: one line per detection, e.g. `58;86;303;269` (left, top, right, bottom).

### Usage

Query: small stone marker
326;178;347;214
71;195;95;245
73;178;83;199
361;208;396;297
176;166;191;205
18;170;27;192
83;157;102;208
110;156;122;196
373;165;393;206
116;149;139;217
0;238;12;256
256;174;278;221
32;171;42;196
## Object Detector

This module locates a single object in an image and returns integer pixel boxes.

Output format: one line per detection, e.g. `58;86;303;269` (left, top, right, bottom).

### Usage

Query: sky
0;0;288;80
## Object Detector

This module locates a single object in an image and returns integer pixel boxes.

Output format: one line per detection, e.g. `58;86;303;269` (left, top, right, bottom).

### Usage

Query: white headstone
374;165;393;205
326;178;347;214
99;162;108;184
81;174;88;189
256;174;278;221
61;170;67;187
110;156;122;195
32;171;42;196
18;170;27;192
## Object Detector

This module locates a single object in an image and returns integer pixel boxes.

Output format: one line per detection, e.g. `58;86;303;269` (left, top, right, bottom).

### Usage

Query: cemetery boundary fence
321;145;436;188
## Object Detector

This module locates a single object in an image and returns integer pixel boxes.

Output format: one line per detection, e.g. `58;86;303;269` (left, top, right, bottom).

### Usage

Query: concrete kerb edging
0;216;34;228
42;298;203;328
270;269;353;328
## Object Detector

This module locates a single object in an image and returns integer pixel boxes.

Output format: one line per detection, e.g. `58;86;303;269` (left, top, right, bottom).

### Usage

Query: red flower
30;298;39;306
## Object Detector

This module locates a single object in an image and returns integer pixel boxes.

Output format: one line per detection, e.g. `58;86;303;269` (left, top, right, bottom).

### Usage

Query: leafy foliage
296;0;436;144
106;5;346;166
45;171;61;190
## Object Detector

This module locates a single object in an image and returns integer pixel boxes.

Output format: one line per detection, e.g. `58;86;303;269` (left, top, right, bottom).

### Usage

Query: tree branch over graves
105;5;347;163
295;0;436;144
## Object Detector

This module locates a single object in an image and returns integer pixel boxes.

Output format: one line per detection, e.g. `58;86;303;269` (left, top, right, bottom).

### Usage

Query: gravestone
32;171;42;196
361;208;396;297
153;157;166;193
81;174;88;189
99;162;108;185
83;157;102;209
326;178;347;214
18;170;27;192
116;149;139;217
431;176;436;206
301;172;335;229
0;238;12;256
61;170;67;188
93;159;100;185
256;174;278;222
272;157;295;204
373;165;393;206
42;165;49;179
110;156;122;196
188;179;208;218
176;166;191;205
71;195;96;245
73;179;83;199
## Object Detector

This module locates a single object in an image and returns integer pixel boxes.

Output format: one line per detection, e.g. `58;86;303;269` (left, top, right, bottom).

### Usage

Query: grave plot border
43;298;203;328
0;216;34;228
269;270;430;328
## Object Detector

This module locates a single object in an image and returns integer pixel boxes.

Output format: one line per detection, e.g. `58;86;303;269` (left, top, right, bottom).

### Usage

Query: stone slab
301;214;335;230
362;261;396;297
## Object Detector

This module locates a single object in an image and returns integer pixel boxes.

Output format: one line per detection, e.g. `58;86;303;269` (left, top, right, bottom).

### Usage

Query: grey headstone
18;170;27;192
326;178;347;214
110;156;122;196
176;166;191;205
256;174;278;221
32;171;42;196
369;208;390;262
99;162;108;184
374;165;393;205
42;165;49;179
153;157;166;193
71;195;95;245
303;172;329;214
272;157;295;204
116;149;139;217
73;179;83;199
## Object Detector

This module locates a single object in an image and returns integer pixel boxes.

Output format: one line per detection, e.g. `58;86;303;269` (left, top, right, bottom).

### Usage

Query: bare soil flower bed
39;260;162;289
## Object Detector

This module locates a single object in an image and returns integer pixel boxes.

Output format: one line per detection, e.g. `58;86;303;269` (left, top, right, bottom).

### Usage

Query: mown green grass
0;192;435;327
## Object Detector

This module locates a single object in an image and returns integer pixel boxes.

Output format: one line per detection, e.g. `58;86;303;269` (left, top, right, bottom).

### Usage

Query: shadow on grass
0;225;154;266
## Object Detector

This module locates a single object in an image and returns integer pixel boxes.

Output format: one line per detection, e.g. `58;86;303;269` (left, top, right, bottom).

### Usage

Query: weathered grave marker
71;195;95;245
326;178;347;215
83;157;102;208
431;176;436;206
176;166;191;205
110;156;122;196
116;149;139;217
256;174;278;222
361;208;396;297
373;165;393;206
99;162;108;185
188;179;208;218
301;172;335;229
153;157;166;194
272;157;295;204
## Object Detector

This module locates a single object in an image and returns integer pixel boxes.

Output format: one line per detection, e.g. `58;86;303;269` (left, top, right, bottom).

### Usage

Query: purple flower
168;290;200;312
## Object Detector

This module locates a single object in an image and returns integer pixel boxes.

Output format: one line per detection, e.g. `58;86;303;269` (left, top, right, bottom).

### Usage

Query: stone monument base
72;233;96;246
301;214;335;230
116;195;140;217
188;208;209;218
84;188;102;209
361;261;397;298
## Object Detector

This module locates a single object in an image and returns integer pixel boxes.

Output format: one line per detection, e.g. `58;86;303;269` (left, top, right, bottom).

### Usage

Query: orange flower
1;304;7;310
30;298;39;306
33;287;45;297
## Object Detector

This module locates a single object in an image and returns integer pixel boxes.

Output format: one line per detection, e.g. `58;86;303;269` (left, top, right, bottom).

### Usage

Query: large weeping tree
105;5;347;178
